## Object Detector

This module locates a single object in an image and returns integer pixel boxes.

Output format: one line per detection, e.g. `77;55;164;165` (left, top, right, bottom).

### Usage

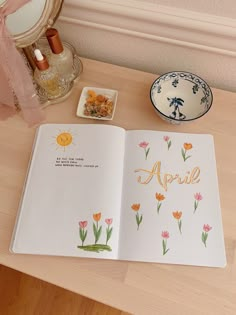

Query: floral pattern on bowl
150;71;213;124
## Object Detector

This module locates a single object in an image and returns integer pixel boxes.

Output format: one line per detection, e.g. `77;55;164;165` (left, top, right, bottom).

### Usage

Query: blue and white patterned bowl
150;71;213;124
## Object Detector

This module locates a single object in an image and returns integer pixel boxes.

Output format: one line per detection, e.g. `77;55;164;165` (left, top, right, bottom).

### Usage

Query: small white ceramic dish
76;87;118;120
150;71;213;124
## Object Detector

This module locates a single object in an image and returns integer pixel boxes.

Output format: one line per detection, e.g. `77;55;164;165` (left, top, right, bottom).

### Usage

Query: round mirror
0;0;63;48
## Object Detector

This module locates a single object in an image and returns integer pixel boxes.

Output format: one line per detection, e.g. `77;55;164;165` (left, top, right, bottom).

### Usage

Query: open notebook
10;124;226;267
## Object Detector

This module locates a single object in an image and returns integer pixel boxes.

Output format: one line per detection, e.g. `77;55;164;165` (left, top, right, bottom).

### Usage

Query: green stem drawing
136;212;143;230
194;200;199;213
181;148;191;162
79;226;87;247
93;221;102;244
167;140;172;150
162;239;170;255
157;202;162;214
106;226;113;245
202;231;208;247
178;220;182;234
145;148;150;160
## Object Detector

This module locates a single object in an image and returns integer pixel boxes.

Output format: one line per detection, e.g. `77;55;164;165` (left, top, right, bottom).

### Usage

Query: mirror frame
5;0;63;48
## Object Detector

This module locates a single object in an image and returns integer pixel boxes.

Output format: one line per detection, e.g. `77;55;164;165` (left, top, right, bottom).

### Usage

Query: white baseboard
59;0;236;57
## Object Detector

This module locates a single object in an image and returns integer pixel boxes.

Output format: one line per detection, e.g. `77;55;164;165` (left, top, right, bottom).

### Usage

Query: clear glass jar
34;66;62;99
33;49;62;99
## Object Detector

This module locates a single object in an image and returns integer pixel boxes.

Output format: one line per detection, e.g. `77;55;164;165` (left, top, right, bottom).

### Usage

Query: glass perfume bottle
46;28;74;82
33;49;62;99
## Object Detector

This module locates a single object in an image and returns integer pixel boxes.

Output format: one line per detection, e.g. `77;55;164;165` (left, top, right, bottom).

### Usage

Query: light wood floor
0;265;130;315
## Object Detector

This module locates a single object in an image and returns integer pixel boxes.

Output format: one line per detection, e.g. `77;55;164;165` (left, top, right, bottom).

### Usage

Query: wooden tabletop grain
0;58;236;315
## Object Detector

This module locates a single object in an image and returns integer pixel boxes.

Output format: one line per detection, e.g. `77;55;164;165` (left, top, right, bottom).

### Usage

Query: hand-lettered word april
135;161;200;191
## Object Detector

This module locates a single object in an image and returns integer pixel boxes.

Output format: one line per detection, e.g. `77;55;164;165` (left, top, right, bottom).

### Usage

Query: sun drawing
53;130;75;151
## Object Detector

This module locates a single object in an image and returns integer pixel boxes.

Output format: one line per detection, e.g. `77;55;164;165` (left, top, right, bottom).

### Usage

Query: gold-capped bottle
46;28;74;82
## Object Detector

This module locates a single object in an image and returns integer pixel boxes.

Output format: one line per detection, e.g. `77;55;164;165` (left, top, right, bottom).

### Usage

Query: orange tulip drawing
93;212;102;244
172;211;182;234
93;212;101;222
131;203;143;230
155;193;165;214
181;143;193;162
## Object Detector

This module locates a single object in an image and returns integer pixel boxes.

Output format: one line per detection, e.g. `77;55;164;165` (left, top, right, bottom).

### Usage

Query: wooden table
1;58;236;315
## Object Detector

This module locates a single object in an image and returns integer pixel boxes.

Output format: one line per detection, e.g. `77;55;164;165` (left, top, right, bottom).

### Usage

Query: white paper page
11;124;125;260
118;130;226;267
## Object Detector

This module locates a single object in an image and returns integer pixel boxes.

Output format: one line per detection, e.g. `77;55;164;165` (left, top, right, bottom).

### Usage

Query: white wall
55;0;236;92
139;0;236;19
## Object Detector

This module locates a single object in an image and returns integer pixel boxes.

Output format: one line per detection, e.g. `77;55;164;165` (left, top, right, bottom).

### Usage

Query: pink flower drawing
139;141;149;149
203;224;212;233
105;218;113;226
194;192;203;213
78;221;88;246
202;224;212;247
163;136;171;150
161;231;170;255
105;218;113;245
79;221;88;229
139;141;150;160
162;231;169;239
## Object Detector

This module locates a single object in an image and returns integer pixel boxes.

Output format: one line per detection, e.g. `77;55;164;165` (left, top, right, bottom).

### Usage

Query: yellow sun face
53;130;75;151
56;132;73;147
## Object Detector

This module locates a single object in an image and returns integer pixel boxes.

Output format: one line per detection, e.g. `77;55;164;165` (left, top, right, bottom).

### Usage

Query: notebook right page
118;130;226;267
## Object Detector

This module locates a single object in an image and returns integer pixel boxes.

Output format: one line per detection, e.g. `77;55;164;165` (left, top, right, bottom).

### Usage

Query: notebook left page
11;124;126;259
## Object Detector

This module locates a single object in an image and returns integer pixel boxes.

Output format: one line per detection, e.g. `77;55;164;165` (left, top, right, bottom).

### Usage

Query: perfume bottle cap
34;49;49;70
46;28;63;54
